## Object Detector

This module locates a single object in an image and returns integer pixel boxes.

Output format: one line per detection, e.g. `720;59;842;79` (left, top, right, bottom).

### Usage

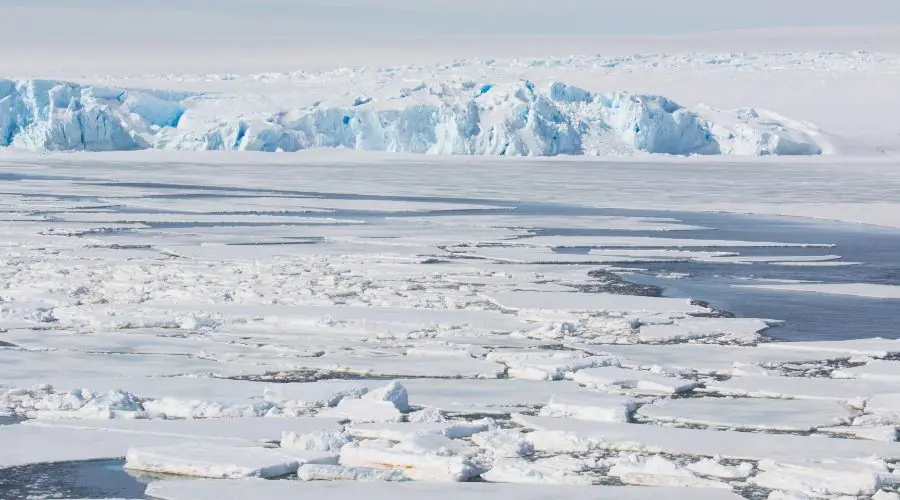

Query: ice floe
124;442;338;478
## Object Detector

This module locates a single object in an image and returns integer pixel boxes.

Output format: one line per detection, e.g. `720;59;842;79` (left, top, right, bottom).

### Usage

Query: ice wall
0;78;825;156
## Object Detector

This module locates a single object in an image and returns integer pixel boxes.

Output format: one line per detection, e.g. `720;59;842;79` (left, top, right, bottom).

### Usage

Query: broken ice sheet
636;397;855;431
124;441;338;478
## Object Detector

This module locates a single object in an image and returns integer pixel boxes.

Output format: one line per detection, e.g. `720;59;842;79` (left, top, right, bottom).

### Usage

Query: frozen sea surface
1;157;899;500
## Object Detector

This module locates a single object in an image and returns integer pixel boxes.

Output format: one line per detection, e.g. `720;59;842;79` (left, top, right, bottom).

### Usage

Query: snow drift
0;78;827;156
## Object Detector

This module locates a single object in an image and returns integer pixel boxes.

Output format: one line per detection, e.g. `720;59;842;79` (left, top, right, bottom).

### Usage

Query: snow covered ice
3;9;900;500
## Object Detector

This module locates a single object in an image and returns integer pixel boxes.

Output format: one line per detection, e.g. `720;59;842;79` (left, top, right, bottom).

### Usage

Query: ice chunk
750;457;899;497
362;381;410;412
687;459;754;479
548;82;592;103
637;397;854;431
704;375;878;407
482;455;595;485
281;429;351;452
339;444;482;482
347;420;492;441
124;442;338;478
471;429;534;458
486;350;618;381
833;361;900;381
819;425;898;442
317;399;403;423
514;414;900;462
298;463;409;481
407;406;445;423
24;417;342;444
538;392;636;423
392;433;476;457
572;366;701;395
609;455;732;489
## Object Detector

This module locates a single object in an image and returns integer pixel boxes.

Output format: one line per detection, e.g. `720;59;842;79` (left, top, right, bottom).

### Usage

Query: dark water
0;459;148;500
585;211;900;341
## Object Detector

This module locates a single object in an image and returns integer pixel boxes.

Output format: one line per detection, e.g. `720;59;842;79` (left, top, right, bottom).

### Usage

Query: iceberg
0;78;826;156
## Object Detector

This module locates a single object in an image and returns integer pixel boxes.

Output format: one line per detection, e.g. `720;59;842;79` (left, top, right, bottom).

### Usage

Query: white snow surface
124;442;338;478
637;397;855;431
145;479;746;500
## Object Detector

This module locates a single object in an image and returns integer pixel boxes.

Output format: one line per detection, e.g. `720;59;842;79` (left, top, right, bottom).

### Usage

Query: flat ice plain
2;5;900;500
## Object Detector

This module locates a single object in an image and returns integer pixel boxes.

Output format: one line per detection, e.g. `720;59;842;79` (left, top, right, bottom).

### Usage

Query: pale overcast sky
7;0;900;41
3;0;899;75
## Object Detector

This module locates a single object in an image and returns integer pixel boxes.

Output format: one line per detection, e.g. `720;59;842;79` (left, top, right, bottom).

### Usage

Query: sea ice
481;456;596;485
297;463;409;481
833;361;900;382
609;455;732;489
686;459;755;480
124;442;338;478
347;420;493;441
339;444;482;482
571;366;701;395
281;429;351;452
637;397;855;431
750;457;899;497
538;392;636;423
514;415;900;462
317;399;404;423
470;429;534;458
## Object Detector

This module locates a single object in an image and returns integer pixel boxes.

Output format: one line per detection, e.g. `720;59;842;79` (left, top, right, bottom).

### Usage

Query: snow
833;361;900;381
470;429;534;458
396;379;596;415
583;344;850;376
609;454;731;489
339;444;482;482
23;417;342;443
637;397;855;431
481;456;596;485
281;430;351;452
749;457;899;497
487;350;619;381
483;290;707;314
572;367;702;395
298;463;409;482
686;459;755;480
538;392;636;423
145;479;747;500
124;442;338;478
3;23;900;500
347;420;492;441
515;414;900;462
703;375;885;406
0;78;827;156
317;399;404;423
734;283;900;299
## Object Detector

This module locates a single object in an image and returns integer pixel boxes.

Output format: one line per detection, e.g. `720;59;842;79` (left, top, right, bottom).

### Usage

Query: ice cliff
0;78;826;156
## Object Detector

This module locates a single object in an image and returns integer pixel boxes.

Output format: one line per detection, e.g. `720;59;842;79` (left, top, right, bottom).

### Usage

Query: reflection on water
0;459;148;499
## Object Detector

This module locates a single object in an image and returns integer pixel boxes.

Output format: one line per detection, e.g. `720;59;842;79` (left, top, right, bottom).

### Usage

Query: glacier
0;78;826;156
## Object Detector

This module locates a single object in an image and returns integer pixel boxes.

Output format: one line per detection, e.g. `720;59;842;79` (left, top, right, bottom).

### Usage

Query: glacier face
0;77;825;156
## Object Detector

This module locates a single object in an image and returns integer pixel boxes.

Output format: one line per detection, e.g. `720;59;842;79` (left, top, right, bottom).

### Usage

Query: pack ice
0;78;825;156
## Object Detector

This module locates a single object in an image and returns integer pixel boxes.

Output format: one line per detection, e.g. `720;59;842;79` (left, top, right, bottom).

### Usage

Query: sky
3;0;900;75
7;0;900;40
